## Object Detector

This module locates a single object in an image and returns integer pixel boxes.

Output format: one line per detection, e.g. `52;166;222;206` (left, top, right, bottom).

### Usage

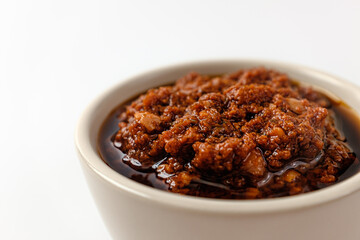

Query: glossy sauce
98;87;360;197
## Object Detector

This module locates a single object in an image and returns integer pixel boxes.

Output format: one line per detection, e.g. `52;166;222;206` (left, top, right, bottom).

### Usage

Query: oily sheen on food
98;67;359;199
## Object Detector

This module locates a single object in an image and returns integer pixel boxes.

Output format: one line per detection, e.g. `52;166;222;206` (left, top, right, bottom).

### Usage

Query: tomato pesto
98;67;360;199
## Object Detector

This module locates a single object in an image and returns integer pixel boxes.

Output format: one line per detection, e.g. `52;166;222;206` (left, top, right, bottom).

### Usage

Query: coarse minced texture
114;67;356;199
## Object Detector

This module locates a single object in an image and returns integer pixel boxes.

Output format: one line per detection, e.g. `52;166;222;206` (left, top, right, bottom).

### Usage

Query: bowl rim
75;59;360;215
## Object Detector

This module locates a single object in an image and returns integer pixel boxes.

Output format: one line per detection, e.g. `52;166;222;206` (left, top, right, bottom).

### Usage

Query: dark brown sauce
98;98;169;191
332;102;360;181
98;84;360;197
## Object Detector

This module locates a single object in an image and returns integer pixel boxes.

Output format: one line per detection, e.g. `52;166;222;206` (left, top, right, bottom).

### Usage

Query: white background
1;0;360;239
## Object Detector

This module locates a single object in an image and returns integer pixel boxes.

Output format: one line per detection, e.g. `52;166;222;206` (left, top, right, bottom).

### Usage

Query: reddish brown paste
98;67;360;199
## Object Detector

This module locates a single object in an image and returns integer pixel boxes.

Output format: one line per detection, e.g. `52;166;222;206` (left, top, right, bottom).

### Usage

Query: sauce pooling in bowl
98;67;360;199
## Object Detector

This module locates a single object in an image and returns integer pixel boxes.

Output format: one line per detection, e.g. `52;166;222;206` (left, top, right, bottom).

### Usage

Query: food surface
99;67;360;199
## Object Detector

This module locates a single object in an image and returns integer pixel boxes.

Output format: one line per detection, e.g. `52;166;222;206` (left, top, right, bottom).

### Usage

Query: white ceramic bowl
75;60;360;240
